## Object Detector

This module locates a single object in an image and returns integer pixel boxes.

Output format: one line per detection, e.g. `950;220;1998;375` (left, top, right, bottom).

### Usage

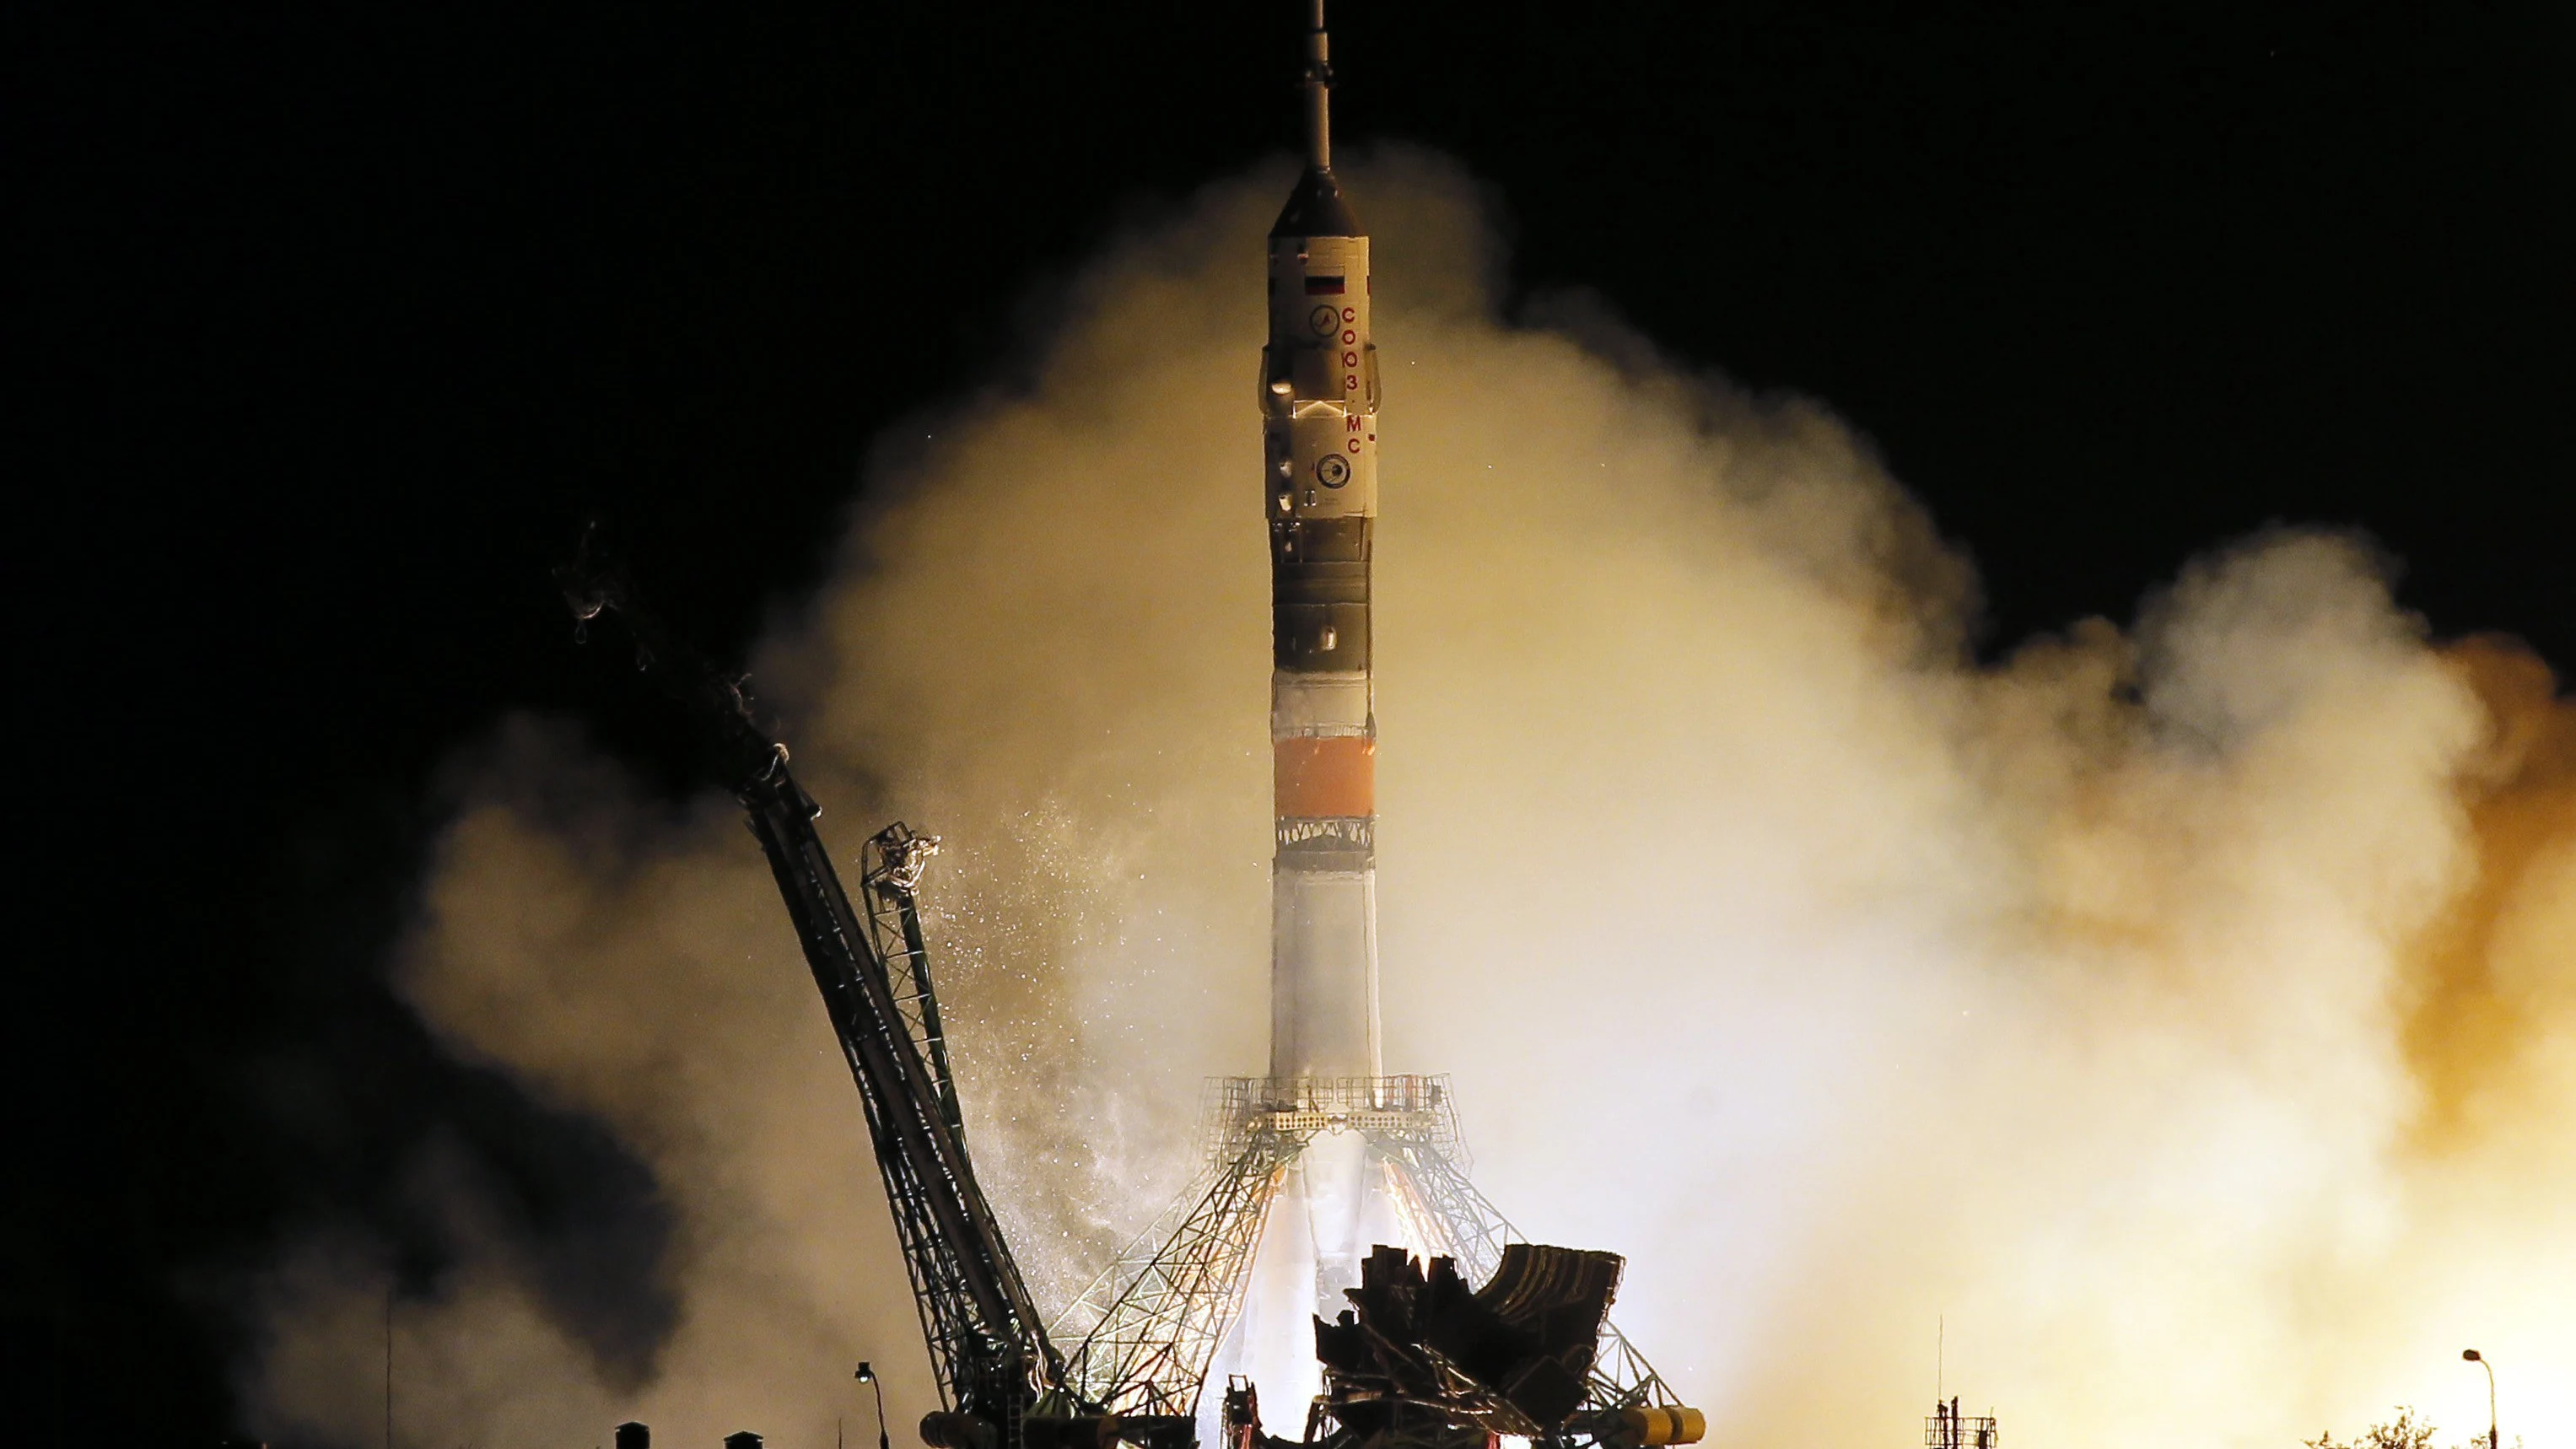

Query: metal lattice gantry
1927;1402;1997;1449
1052;1076;1450;1416
862;826;962;1132
1051;1128;1299;1416
1052;1075;1681;1420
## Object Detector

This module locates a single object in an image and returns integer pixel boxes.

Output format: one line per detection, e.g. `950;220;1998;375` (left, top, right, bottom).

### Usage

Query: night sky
15;3;2573;1442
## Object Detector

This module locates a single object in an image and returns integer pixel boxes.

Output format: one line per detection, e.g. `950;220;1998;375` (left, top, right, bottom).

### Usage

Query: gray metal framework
1052;1128;1301;1416
1927;1402;1997;1449
862;826;964;1136
559;541;1161;1449
1054;1075;1681;1421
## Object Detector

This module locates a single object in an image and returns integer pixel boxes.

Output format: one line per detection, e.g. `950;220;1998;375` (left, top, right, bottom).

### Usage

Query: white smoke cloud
239;151;2576;1449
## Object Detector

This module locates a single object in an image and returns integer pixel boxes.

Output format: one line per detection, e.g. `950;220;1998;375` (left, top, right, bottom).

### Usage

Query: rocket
1264;0;1382;1081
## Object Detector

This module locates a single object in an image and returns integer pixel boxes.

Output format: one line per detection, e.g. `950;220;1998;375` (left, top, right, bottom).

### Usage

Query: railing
1926;1413;1999;1449
1202;1074;1463;1160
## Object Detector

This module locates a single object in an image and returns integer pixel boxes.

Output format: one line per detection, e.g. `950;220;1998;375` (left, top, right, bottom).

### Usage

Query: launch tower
1051;4;1678;1430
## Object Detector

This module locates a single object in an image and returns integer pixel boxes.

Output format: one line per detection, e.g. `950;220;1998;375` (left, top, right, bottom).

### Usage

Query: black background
14;2;2573;1441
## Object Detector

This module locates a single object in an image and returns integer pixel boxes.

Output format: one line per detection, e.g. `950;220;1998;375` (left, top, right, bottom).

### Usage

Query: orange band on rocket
1273;735;1376;818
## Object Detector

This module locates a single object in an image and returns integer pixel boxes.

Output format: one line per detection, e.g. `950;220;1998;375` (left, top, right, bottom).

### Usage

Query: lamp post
2462;1349;2497;1449
855;1361;891;1449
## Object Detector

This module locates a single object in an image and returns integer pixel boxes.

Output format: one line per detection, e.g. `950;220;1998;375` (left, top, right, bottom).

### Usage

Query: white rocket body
1262;13;1382;1082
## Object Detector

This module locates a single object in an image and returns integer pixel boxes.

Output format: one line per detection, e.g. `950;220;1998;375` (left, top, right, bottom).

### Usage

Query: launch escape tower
1045;3;1679;1429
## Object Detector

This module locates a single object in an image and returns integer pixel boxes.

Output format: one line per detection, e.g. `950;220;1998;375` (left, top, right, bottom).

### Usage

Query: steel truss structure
1927;1401;1997;1449
1054;1075;1680;1421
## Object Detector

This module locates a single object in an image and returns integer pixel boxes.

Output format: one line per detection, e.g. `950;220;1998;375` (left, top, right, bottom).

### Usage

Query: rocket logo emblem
1314;454;1351;488
1309;304;1340;334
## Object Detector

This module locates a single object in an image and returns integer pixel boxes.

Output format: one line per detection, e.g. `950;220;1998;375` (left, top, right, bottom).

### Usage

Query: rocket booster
1264;0;1382;1080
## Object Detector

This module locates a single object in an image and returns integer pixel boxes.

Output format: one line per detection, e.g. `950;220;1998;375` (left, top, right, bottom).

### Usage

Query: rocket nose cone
1271;167;1363;240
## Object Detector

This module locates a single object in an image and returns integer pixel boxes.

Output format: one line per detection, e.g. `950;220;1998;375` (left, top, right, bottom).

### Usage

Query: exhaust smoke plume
240;154;2576;1449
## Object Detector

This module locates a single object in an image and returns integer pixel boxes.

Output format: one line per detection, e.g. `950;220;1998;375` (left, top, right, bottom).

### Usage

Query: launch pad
1054;1078;1679;1424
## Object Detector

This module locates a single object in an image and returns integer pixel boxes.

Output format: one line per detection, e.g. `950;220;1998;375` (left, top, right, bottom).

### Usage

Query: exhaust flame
237;154;2576;1449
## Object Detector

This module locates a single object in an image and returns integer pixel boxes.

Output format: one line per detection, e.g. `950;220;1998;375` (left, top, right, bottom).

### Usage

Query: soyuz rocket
1264;0;1382;1083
